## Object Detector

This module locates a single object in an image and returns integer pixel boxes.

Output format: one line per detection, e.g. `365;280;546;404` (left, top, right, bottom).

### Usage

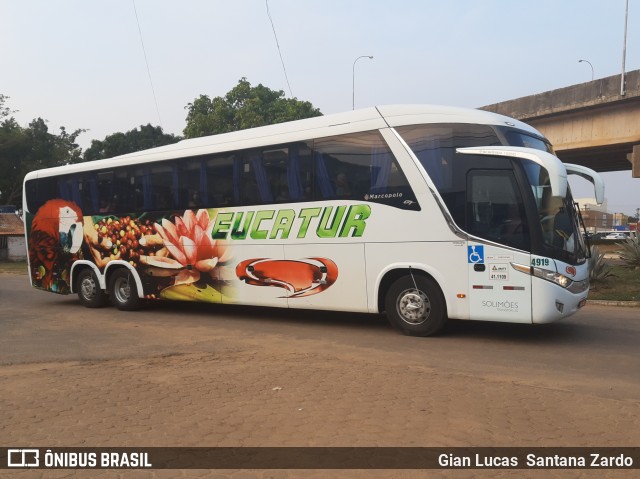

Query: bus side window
97;171;115;214
112;169;131;214
29;177;57;214
130;169;146;212
80;173;100;215
466;170;530;251
312;131;413;206
57;175;83;210
149;163;178;212
240;151;276;205
180;158;205;209
262;147;290;202
290;143;314;200
313;133;371;200
206;155;235;207
94;168;132;215
395;123;500;190
24;180;38;214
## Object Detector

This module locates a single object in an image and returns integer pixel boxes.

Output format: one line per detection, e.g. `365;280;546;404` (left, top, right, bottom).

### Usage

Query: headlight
532;267;572;288
511;263;574;289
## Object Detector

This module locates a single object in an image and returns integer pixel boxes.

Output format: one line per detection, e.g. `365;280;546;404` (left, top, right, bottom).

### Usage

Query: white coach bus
23;105;604;336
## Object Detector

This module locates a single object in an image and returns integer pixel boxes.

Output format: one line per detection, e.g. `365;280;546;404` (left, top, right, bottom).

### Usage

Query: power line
132;0;163;128
265;0;293;97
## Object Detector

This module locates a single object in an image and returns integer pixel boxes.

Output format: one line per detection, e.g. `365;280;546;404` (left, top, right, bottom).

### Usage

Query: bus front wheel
77;269;108;308
385;275;446;336
108;268;143;311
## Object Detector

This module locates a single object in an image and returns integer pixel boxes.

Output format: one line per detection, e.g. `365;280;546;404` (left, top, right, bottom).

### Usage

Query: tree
183;78;322;138
0;95;85;208
83;124;181;161
0;94;15;121
0;112;29;207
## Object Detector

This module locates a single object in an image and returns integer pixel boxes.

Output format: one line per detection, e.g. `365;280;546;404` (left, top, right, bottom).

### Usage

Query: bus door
465;169;532;323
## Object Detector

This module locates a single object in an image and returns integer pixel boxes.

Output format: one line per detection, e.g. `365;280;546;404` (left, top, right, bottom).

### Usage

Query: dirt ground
1;273;639;479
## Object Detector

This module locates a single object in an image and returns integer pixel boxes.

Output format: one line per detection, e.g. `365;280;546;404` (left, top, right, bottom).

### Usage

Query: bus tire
77;269;108;308
108;268;143;311
385;274;446;336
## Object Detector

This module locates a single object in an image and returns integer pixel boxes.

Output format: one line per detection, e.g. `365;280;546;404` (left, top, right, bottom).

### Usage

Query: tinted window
24;180;37;213
467;169;530;251
149;163;178;211
205;154;235;207
27;129;419;215
396;123;501;190
181;158;205;208
95;168;135;214
25;178;57;214
262;147;289;201
313;131;418;210
502;129;554;153
522;160;586;261
96;171;115;213
241;150;274;205
79;173;100;213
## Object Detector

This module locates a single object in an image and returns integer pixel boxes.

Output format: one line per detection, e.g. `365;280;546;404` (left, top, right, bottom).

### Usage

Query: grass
0;260;27;274
588;263;640;302
588;241;640;302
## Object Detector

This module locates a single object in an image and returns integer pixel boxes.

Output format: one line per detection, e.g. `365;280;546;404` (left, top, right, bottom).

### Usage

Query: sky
2;0;640;217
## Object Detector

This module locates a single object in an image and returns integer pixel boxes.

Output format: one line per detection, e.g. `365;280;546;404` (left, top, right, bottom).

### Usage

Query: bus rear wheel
385;275;446;336
109;268;143;311
77;269;108;308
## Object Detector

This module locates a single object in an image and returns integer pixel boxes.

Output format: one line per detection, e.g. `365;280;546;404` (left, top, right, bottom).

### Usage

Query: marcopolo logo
8;449;39;467
364;192;403;200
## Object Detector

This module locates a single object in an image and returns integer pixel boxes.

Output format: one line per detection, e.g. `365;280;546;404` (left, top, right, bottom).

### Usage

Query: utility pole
621;0;629;95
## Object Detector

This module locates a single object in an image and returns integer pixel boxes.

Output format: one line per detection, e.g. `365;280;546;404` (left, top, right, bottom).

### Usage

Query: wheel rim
396;288;431;325
80;276;97;300
113;276;131;304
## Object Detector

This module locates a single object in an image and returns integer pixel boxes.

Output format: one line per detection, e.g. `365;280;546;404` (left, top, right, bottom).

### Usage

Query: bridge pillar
627;145;640;178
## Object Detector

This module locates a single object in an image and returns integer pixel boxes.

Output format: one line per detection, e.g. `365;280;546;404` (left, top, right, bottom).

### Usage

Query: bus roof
25;104;543;181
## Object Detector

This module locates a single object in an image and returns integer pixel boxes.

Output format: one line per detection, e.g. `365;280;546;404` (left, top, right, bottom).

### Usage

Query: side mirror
564;163;605;205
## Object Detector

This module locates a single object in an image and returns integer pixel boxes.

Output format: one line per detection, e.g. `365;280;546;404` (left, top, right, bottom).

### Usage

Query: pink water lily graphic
152;209;232;285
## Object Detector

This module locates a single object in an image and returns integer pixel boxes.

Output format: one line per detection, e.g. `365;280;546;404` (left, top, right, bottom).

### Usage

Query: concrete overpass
481;69;640;177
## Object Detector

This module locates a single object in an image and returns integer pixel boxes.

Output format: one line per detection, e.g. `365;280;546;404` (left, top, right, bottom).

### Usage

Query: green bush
588;245;615;283
618;234;640;269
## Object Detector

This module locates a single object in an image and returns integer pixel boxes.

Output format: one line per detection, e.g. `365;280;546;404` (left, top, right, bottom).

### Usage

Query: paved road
1;272;639;479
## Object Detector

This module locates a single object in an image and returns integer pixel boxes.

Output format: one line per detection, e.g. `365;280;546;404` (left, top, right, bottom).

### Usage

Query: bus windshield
499;128;555;154
523;161;587;264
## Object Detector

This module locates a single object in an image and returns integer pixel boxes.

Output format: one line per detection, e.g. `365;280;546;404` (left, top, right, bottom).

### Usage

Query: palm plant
588;245;615;284
617;233;640;269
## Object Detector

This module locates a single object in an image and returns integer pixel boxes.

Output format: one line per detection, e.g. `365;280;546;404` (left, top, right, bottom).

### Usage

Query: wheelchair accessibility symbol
468;245;484;264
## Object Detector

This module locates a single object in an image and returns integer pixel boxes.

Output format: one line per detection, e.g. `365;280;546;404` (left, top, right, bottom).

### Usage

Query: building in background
0;212;26;261
576;198;629;233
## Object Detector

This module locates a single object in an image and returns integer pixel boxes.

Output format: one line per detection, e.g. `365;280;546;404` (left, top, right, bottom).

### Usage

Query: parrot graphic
28;199;84;292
